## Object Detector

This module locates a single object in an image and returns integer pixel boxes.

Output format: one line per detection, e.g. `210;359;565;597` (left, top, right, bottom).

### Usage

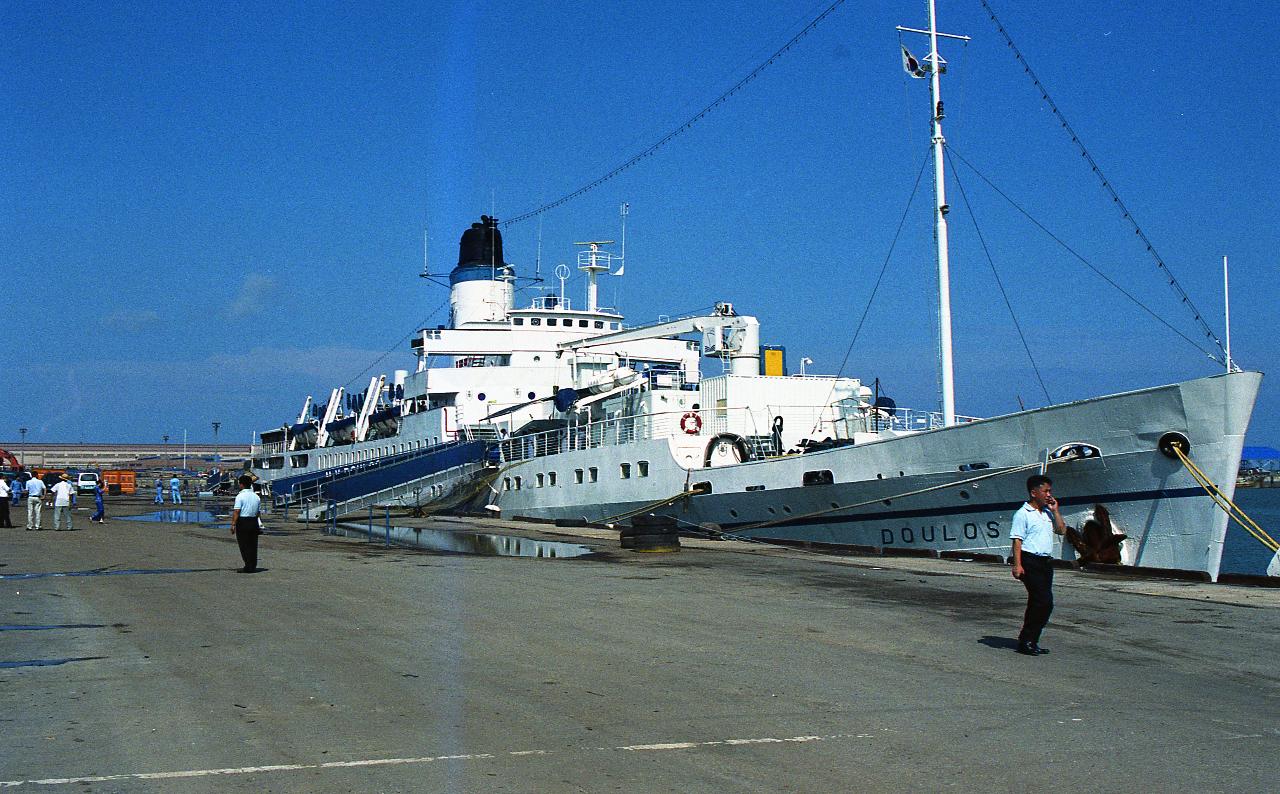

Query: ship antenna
535;213;544;281
897;0;969;427
617;202;629;276
422;226;429;275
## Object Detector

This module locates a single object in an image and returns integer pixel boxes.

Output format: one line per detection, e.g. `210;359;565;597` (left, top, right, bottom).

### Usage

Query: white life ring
680;411;702;435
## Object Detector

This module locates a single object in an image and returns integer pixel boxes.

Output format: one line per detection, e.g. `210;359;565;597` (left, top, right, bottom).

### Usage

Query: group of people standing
0;472;103;531
154;475;184;504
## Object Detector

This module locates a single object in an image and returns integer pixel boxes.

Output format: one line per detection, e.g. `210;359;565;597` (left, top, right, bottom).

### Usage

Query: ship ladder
1171;445;1280;577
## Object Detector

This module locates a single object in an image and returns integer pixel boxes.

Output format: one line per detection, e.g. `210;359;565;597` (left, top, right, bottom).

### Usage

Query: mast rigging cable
979;0;1228;366
501;0;850;228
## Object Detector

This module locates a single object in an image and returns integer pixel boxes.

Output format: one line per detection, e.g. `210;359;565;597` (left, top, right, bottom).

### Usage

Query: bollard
384;506;391;547
367;505;374;542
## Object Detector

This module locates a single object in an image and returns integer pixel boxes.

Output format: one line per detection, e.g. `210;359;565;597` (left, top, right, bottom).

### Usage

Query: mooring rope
1172;445;1278;553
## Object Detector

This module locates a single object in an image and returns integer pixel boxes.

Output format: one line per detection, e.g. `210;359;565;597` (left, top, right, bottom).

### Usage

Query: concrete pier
3;500;1277;791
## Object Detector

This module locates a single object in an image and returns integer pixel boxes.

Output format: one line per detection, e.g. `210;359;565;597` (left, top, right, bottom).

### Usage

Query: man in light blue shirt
230;474;263;573
1010;474;1066;656
169;475;182;504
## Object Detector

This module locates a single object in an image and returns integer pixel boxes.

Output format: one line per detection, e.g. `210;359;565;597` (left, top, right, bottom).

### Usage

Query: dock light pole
18;427;27;465
212;421;221;462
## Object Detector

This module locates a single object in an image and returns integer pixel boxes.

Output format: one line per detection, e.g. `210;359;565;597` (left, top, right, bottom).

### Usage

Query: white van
76;472;100;495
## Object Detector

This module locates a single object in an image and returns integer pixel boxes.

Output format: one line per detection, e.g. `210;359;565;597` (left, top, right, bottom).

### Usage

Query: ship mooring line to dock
1173;445;1279;553
0;732;870;788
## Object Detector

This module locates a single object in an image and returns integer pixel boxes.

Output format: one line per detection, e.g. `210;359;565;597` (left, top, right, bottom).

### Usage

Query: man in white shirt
230;474;263;573
50;475;76;531
25;475;46;530
0;476;12;528
1010;474;1067;656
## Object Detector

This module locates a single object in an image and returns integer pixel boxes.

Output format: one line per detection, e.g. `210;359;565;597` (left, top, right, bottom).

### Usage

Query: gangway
270;439;490;521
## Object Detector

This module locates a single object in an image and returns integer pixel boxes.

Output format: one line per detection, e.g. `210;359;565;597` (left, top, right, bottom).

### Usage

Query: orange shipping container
102;469;137;495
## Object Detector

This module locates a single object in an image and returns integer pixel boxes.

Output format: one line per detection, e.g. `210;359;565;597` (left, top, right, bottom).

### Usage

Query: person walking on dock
50;474;76;531
90;481;106;523
170;475;182;504
0;475;13;528
1010;474;1067;656
25;474;45;530
9;474;20;506
230;474;262;573
154;479;164;504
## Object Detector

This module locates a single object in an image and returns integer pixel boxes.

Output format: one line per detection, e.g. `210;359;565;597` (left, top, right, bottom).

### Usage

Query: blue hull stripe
715;486;1208;532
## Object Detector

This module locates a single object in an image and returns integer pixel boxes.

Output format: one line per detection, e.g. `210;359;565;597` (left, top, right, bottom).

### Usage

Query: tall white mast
928;0;955;426
898;1;968;427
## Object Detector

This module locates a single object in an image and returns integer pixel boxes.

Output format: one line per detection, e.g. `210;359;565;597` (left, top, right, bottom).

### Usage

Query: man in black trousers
229;474;262;573
1010;474;1066;655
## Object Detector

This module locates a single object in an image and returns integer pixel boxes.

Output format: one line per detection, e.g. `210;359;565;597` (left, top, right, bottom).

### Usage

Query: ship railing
497;403;984;464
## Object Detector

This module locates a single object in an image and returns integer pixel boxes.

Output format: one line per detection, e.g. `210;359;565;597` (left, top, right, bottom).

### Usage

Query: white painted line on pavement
0;732;865;787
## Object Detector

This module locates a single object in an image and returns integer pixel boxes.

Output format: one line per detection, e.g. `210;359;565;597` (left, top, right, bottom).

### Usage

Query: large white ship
251;2;1265;580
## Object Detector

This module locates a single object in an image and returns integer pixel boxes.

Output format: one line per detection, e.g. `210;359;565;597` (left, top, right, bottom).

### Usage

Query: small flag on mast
901;45;928;78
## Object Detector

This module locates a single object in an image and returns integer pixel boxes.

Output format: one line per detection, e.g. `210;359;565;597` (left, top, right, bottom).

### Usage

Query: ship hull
495;371;1261;580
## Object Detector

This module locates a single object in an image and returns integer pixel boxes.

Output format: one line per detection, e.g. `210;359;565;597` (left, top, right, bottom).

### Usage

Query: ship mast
898;0;969;427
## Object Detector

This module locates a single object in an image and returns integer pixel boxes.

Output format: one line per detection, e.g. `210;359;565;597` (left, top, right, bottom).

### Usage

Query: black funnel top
457;215;505;268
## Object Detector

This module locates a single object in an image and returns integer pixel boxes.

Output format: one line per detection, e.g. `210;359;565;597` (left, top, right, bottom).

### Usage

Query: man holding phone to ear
1010;474;1066;656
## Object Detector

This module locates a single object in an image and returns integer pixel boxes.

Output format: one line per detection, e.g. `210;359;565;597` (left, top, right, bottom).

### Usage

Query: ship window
503;477;511;491
549;472;557;486
578;319;588;328
514;476;522;490
610;322;619;329
531;318;541;326
594;321;604;329
588;467;598;483
620;463;631;479
803;470;834;486
528;392;536;399
638;461;649;477
536;473;545;488
290;454;309;468
477;393;486;401
513;318;524;326
574;469;584;484
746;485;765;491
547;318;557;326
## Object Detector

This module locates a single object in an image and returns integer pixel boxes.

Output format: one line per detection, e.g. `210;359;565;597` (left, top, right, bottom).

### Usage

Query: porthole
528;392;536;399
766;507;776;515
729;509;739;518
899;471;905;477
883;499;892;506
959;490;970;500
830;502;840;510
478;392;487;401
782;506;792;514
876;473;884;479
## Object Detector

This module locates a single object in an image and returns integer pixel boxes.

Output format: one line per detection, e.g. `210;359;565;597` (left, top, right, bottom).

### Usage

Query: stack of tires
620;513;681;552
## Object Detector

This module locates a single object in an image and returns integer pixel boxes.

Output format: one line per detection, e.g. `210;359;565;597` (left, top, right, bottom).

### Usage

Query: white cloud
226;274;278;319
103;309;162;332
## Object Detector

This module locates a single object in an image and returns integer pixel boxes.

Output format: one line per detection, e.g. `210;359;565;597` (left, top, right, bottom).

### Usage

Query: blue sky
3;1;1276;447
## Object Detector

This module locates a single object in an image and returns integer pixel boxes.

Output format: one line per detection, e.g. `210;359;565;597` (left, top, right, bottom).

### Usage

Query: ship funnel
449;215;515;328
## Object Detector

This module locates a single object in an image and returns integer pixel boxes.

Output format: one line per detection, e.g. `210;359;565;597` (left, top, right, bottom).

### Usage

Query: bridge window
549;472;557;486
610;322;619;329
594;321;604;329
574;469;584;484
588;467;598;483
638;461;649;477
513;318;524;326
620;463;631;479
578;319;589;328
536;473;545;488
503;477;511;491
514;476;522;490
530;318;541;326
547;318;557;326
290;454;309;468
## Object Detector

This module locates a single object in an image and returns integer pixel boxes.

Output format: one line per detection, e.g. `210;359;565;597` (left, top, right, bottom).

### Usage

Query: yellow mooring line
1173;444;1279;553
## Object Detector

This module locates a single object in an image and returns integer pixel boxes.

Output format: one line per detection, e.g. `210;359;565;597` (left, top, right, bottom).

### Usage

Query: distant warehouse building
0;442;250;470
